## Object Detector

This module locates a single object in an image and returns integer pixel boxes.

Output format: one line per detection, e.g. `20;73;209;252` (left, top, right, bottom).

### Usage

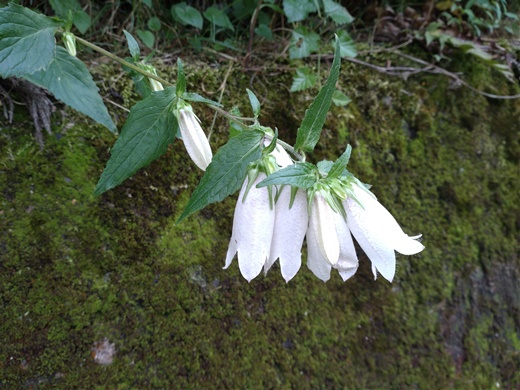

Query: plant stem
73;35;172;87
263;133;305;162
207;105;255;128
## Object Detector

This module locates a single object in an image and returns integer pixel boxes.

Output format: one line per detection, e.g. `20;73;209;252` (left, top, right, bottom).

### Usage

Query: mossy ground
0;50;519;388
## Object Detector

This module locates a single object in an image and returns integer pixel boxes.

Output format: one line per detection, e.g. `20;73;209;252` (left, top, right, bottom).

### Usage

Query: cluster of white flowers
166;104;424;283
225;145;425;283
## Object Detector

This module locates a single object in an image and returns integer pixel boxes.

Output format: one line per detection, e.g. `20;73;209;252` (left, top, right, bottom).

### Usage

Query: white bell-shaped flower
306;192;359;282
344;182;424;282
224;173;275;282
177;106;212;171
265;187;308;282
305;180;424;282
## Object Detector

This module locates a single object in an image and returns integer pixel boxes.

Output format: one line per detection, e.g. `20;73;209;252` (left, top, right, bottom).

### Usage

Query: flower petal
306;223;332;282
393;234;425;255
352;184;424;255
333;211;359;281
224;174;274;282
179;108;213;171
271;144;293;168
309;193;340;266
338;267;358;282
344;194;396;283
334;211;358;269
268;188;308;282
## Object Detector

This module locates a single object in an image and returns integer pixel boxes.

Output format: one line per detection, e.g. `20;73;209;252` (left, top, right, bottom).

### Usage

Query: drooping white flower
344;182;424;282
177;106;212;171
225;142;309;282
265;187;308;282
305;180;424;282
306;191;358;282
224;173;275;282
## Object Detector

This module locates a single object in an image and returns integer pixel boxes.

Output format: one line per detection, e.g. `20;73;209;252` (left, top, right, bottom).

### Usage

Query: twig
395;52;520;99
208;61;235;141
104;98;130;112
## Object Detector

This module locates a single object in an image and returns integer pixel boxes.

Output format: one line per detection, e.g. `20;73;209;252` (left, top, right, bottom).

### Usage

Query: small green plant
436;0;518;36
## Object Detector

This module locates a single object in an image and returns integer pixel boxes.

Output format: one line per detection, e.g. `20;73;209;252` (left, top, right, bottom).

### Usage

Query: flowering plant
0;4;424;283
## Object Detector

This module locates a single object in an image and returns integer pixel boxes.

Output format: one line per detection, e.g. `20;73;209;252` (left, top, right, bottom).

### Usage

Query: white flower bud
177;107;212;171
62;32;76;57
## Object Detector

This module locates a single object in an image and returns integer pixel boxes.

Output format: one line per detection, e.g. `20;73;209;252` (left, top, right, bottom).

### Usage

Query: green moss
0;52;519;388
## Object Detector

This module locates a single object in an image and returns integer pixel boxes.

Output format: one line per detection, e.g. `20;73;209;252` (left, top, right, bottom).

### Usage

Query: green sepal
328;144;352;179
256;162;318;189
246;88;261;118
262;129;278;155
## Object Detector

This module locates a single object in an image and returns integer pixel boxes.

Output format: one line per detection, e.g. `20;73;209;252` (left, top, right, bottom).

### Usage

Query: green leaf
49;0;91;33
336;30;357;58
94;88;178;196
228;106;246;137
290;67;318;92
254;24;273;40
246;89;261;118
204;6;234;31
328;145;352;179
148;16;162;32
123;30;140;59
283;0;317;23
332;90;351;106
294;37;341;153
256;162;318;189
289;27;320;59
137;29;154;49
182;92;222;107
50;0;79;17
178;130;264;222
142;0;152;7
24;46;116;132
171;2;203;29
0;4;62;78
323;0;354;25
176;58;186;97
73;11;91;34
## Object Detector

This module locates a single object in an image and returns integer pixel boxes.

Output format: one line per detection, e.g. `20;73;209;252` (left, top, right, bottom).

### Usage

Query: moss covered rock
0;53;518;388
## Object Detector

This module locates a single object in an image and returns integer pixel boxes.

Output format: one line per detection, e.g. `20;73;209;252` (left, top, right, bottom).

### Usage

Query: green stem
71;33;304;162
207;105;255;128
73;35;172;87
263;134;305;162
